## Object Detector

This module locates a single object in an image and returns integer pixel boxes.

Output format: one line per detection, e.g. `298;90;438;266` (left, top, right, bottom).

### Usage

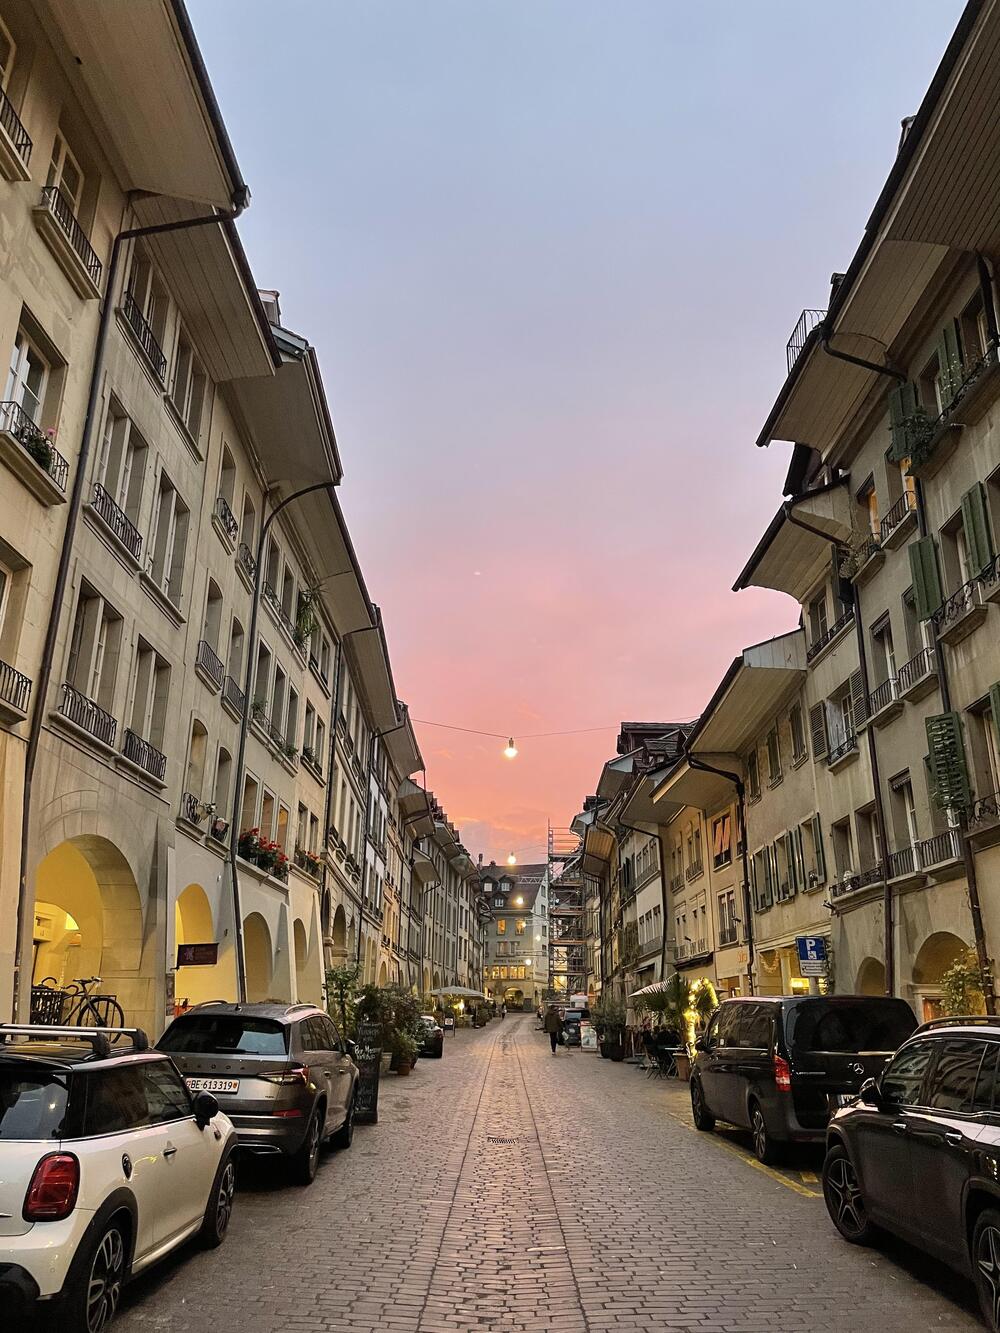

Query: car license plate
186;1077;239;1095
829;1092;853;1108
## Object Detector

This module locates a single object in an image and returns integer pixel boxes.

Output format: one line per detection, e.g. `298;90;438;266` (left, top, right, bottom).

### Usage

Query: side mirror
858;1077;882;1108
193;1090;219;1129
694;1035;708;1053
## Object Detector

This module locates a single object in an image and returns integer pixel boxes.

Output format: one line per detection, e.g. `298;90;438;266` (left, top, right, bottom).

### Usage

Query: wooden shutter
925;712;972;811
990;682;1000;749
849;670;866;729
809;702;828;759
960;482;995;574
785;830;800;897
812;814;826;883
936;319;964;407
908;536;944;620
888;381;920;460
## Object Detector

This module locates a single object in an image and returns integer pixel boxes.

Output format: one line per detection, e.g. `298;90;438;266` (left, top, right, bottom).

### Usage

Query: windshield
158;1015;288;1056
0;1067;71;1139
786;1000;916;1055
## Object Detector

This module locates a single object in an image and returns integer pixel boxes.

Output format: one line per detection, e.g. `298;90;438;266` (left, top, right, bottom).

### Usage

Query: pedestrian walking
543;1005;562;1054
500;1002;506;1021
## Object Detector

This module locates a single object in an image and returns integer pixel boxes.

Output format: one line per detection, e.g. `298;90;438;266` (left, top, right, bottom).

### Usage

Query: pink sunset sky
191;0;963;863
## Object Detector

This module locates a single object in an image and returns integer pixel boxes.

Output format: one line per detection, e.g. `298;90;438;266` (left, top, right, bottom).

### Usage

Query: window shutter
809;702;828;759
936;319;964;406
849;670;866;729
925;712;972;811
888;381;920;460
812;814;826;883
990;683;1000;750
785;830;799;897
908;536;944;620
960;482;995;574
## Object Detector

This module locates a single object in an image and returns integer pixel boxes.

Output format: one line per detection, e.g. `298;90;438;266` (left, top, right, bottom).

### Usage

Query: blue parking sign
796;936;827;976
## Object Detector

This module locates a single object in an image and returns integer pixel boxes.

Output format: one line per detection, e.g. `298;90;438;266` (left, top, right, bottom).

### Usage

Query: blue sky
190;0;965;858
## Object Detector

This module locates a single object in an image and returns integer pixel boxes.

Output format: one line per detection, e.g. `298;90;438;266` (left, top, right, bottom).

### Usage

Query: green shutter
809;702;828;759
888;381;920;460
961;482;995;574
909;536;944;620
850;670;866;730
812;814;826;884
990;682;1000;750
925;712;972;811
936;319;965;407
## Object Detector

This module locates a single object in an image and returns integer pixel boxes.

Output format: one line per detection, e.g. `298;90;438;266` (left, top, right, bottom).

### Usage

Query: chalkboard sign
353;1018;383;1124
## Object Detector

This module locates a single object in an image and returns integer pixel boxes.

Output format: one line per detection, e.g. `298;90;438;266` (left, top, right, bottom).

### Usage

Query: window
240;773;258;832
712;813;732;870
46;130;84;215
82;1067;148;1136
143;1062;192;1123
746;748;760;801
96;404;146;524
789;705;806;762
6;327;49;426
870;616;896;689
974;1044;1000;1112
889;775;920;852
127;638;169;747
158;1015;287;1056
214;747;232;817
739;1004;773;1050
171;325;207;444
186;720;208;798
927;1039;987;1113
515;918;526;935
496;919;506;934
124;243;169;366
314;718;326;775
718;890;738;947
148;471;189;606
66;582;121;711
808;591;828;645
0;15;16;91
831;818;854;879
287;687;299;749
765;727;781;784
880;1041;934;1107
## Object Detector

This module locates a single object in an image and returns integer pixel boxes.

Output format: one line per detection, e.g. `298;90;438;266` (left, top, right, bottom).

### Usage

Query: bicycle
36;975;126;1034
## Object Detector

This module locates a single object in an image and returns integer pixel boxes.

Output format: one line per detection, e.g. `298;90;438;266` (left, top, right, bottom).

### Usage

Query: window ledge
140;571;185;627
767;773;783;790
236;853;291;894
806;616;854;669
309;658;332;697
31;202;102;299
0;428;68;506
116;751;168;790
212;511;237;553
82;503;142;572
0;113;31;182
302;754;324;784
114;308;166;394
49;706;118;758
163;393;203;461
791;751;809;769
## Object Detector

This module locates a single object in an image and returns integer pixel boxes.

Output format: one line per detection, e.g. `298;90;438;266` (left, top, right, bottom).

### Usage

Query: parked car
561;1008;589;1047
157;1001;358;1185
419;1015;444;1058
689;994;917;1163
0;1023;237;1333
823;1016;1000;1331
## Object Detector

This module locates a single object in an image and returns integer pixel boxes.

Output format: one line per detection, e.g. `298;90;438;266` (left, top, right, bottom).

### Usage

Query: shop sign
176;942;219;967
353;1018;383;1124
796;935;827;977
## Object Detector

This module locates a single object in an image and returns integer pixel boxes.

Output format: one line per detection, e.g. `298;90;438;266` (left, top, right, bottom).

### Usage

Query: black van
689;995;917;1163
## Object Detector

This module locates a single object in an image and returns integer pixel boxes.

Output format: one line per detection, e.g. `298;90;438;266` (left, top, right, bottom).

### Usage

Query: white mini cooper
0;1024;238;1332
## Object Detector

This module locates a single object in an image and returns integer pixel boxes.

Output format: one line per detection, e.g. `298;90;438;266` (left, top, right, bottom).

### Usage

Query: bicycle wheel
79;996;126;1037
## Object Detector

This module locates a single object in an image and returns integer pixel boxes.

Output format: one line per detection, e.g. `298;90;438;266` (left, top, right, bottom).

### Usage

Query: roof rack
913;1015;1000;1034
0;1024;150;1058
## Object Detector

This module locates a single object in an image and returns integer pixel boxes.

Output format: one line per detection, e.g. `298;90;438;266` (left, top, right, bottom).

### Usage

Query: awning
652;758;736;813
398;779;434;838
596;752;636;800
411;848;438;886
429;987;486;1000
581;821;616;877
683;631;806;755
734;484;850;602
383;706;423;779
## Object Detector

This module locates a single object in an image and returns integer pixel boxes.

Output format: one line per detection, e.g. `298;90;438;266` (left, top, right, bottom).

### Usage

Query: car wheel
199;1150;237;1249
435;1042;444;1059
749;1101;781;1165
690;1077;715;1132
973;1208;1000;1330
290;1106;323;1185
330;1094;355;1150
822;1145;874;1245
64;1217;127;1333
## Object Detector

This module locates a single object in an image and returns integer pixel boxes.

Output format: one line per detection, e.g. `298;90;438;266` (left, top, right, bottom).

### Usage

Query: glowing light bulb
507;852;517;866
503;737;518;759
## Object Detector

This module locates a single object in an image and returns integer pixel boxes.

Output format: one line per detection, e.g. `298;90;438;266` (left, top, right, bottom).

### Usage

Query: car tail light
773;1054;792;1093
24;1153;79;1221
260;1065;310;1086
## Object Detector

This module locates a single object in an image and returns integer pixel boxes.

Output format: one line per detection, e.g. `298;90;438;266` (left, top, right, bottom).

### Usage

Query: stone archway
912;930;971;1021
293;916;322;1004
244;912;273;1002
33;836;147;1030
377;960;388;987
422;967;431;996
855;956;886;997
175;883;236;1009
331;905;347;961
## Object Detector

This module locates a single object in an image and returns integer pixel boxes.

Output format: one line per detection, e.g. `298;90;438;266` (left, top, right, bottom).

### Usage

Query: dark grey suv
157;1002;358;1185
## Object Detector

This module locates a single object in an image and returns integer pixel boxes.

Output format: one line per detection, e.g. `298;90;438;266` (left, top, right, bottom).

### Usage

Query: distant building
480;861;548;1010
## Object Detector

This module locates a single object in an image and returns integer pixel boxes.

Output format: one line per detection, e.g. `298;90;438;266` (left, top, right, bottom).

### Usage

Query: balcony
221;674;245;720
867;677;902;727
236;542;256;587
90;483;142;562
121;727;166;783
846;534;884;587
916;828;962;873
213;495;238;547
879;492;918;550
934;578;987;646
0;84;32;181
672;941;691;963
58;682;116;749
0;400;69;503
179;791;205;828
786;308;826;374
294;846;323;878
194;639;224;692
806;608;854;664
970;791;1000;837
32;186;102;299
887;846;918;881
979;554;1000;608
831;863;885;901
897;646;937;702
120;290;167;381
685;859;704;883
669;872;684;893
827;732;859;771
0;658;31;722
718;925;739;948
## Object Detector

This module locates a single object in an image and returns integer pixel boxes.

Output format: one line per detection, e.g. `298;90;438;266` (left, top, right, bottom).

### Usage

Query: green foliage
355;982;426;1053
325;963;360;1036
590;993;626;1037
940;950;985;1017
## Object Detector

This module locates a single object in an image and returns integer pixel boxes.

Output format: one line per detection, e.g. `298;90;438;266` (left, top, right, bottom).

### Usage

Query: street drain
486;1135;517;1145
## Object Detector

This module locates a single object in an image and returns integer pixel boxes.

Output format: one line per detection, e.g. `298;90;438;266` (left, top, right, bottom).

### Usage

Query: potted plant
391;1028;419;1075
592;995;626;1060
237;827;261;862
326;963;360;1038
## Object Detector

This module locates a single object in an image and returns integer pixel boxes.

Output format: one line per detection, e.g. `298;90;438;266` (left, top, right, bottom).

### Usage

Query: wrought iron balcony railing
888;846;917;879
194;639;224;690
0;658;31;714
879;491;917;543
237;542;256;581
786;308;826;374
971;791;1000;828
222;674;245;715
180;790;204;826
916;828;961;869
38;186;102;286
214;494;238;543
897;647;935;694
827;733;858;766
0;84;32;166
0;400;69;490
934;578;984;634
121;727;166;782
59;682;116;747
806;607;853;663
121;290;167;381
867;677;898;717
832;863;885;899
685;859;704;882
91;483;142;560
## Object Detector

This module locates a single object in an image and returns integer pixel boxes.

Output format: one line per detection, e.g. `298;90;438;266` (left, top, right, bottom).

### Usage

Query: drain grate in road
486;1135;517;1145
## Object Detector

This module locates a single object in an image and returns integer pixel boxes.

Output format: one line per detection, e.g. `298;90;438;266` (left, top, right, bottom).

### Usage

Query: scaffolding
547;822;585;1002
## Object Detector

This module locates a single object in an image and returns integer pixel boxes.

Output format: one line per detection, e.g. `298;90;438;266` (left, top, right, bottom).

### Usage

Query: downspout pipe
228;481;338;1001
684;749;754;996
13;192;248;1019
819;325;907;384
319;630;347;982
782;501;895;997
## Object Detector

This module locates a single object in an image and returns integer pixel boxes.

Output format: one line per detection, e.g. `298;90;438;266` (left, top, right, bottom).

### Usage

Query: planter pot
598;1042;611;1059
606;1042;624;1062
396;1061;412;1076
675;1052;691;1081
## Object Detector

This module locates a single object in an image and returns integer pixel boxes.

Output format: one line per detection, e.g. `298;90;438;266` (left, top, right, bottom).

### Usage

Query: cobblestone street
116;1016;981;1333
